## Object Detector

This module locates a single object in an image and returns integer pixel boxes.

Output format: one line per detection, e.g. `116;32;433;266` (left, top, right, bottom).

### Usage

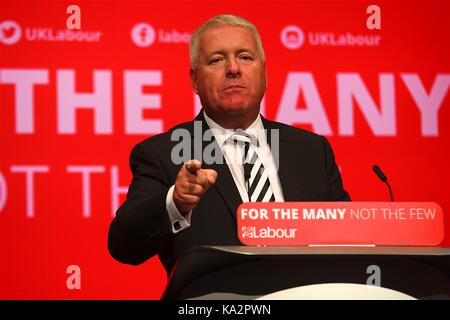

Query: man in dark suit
108;14;350;275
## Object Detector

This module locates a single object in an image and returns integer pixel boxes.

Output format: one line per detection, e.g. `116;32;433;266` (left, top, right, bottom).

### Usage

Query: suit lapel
262;117;301;201
206;159;242;220
278;139;301;201
189;112;303;218
192;112;242;220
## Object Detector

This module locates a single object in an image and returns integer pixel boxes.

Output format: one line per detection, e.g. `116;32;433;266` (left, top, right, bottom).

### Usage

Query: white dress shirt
166;111;285;233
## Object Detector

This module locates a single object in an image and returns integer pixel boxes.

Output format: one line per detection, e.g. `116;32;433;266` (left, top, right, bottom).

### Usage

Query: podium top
206;245;450;256
163;245;450;299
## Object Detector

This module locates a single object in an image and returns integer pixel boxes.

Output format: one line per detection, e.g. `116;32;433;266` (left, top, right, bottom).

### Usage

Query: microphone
372;164;394;202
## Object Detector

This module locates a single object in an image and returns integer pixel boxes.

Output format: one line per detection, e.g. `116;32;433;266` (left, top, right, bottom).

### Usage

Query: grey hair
189;14;265;69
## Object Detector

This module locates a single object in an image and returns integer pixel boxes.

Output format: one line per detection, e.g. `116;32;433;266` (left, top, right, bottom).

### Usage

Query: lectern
162;246;450;300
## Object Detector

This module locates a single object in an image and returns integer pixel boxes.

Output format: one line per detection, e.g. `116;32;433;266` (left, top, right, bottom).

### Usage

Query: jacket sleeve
108;141;173;266
322;136;351;201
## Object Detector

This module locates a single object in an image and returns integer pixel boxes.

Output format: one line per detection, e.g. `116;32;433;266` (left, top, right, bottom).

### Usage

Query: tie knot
231;129;258;147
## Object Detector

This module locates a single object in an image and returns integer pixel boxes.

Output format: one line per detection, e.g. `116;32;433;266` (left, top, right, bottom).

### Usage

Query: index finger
185;160;202;174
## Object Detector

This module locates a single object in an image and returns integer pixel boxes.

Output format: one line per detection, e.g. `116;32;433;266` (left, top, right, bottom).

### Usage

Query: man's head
189;14;267;129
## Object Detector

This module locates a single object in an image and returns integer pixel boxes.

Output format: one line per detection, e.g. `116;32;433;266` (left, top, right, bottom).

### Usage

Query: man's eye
240;55;253;61
209;58;222;64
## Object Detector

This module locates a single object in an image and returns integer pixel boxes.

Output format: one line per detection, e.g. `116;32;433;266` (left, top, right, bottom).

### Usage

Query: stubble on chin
222;107;247;115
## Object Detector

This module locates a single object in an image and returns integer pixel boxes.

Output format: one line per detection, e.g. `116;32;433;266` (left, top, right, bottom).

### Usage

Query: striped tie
231;130;275;202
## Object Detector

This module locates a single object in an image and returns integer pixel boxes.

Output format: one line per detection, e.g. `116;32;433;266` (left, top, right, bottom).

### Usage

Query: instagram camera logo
280;25;304;50
131;22;156;47
0;20;22;45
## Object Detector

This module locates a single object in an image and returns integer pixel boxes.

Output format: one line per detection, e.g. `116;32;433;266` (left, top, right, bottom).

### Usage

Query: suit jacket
108;112;350;275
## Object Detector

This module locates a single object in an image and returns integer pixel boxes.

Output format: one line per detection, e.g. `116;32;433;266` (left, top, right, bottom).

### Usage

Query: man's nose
226;58;241;78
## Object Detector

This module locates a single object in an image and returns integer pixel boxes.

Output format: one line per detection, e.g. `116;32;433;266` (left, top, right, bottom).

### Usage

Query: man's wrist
166;185;192;233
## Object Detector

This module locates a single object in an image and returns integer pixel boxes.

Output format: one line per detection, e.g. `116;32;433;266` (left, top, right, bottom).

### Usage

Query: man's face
190;25;266;124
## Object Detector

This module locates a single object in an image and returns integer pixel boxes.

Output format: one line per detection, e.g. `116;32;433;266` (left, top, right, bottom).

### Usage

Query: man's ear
190;68;199;94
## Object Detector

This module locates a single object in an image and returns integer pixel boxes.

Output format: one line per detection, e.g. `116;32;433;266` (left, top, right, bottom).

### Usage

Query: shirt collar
203;111;266;148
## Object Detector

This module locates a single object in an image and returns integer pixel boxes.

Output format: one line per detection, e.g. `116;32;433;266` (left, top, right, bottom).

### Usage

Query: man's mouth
223;85;246;92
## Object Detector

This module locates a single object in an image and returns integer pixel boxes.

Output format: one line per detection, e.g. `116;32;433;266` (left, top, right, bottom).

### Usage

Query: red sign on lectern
237;202;444;246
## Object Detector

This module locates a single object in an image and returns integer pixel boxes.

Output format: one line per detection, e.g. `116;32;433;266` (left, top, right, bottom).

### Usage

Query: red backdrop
1;0;449;299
